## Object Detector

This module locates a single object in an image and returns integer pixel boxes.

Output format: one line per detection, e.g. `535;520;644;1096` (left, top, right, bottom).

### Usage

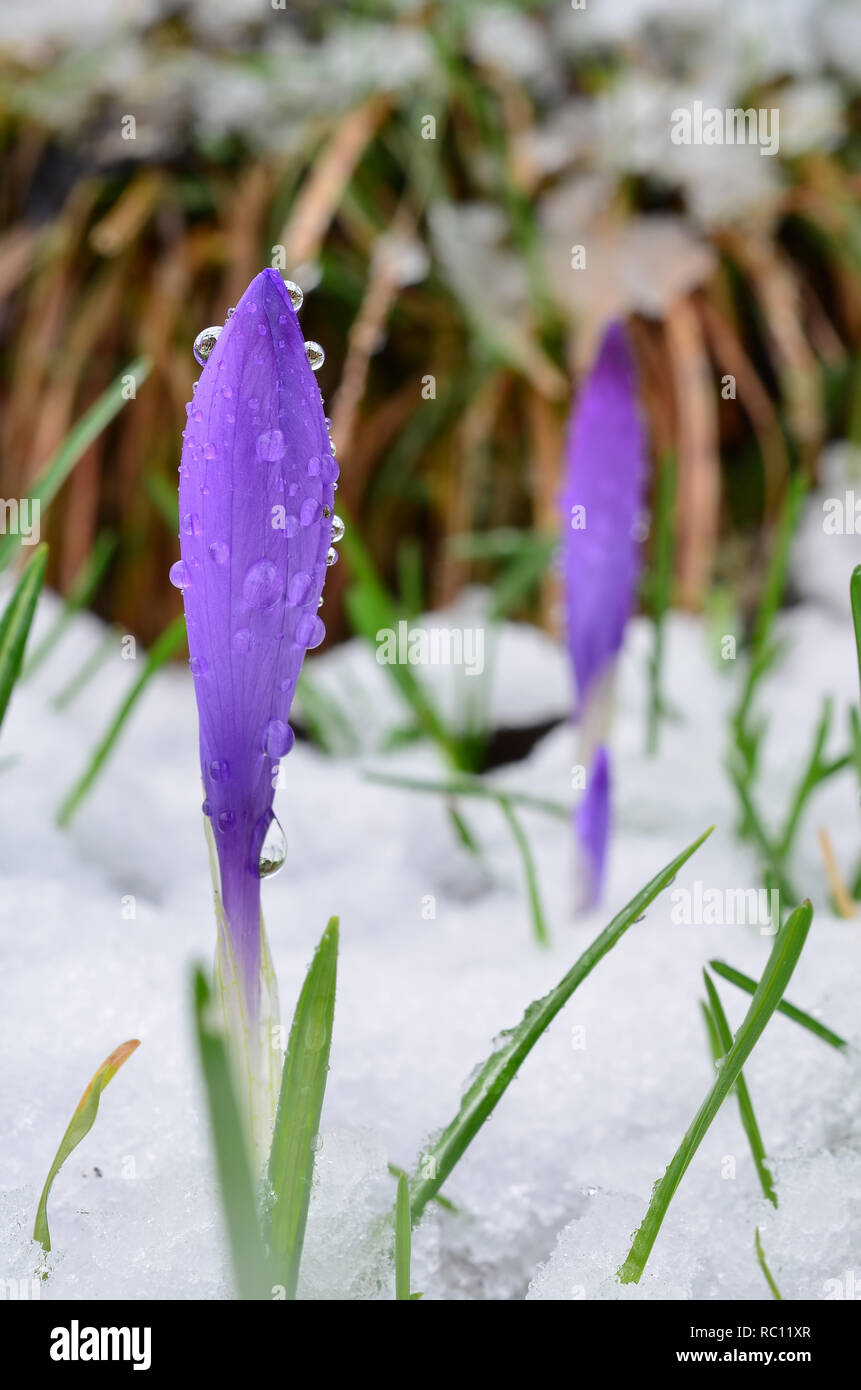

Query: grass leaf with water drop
34;1038;139;1255
618;899;813;1285
267;917;338;1300
408;827;713;1224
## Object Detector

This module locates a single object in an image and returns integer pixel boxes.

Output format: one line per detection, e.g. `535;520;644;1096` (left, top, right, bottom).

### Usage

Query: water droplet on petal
297;613;325;648
218;810;235;834
304;340;325;371
263;719;295;758
232;627;252;654
258;813;287;878
193;326;222;365
243;559;282;609
181;512;203;537
202;799;212;817
209;540;230;565
300;498;322;527
320;454;339;484
307;455;321;477
189;655;208;677
257;428;286;462
288;571;312;605
283;279;304;311
330;515;345;543
326;547;338;567
169;560;190;589
209;759;230;782
204;442;216;460
284;514;299;539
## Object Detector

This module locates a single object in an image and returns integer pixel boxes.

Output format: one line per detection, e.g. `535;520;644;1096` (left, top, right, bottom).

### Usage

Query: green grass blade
0;358;151;570
192;969;270;1300
0;544;48;732
364;767;570;820
851;565;861;706
708;959;847;1050
752;473;807;658
51;628;117;711
703;970;776;1206
267;917;339;1300
57;612;187;826
645;451;676;757
409;827;713;1224
755;1226;782;1300
618;900;813;1284
23;531;116;678
395;1171;413;1300
498;796;550;947
33;1038;139;1254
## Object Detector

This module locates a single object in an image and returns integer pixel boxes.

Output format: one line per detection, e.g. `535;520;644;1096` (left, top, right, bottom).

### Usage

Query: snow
1;484;860;1300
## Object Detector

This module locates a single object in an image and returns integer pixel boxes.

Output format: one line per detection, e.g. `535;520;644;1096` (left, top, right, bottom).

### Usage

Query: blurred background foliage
0;0;859;647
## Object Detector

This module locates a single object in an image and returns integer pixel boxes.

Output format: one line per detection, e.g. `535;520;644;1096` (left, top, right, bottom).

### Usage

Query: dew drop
209;540;229;565
202;799;212;818
193;325;221;366
232;627;252;654
257;428;286;462
243;559;282;609
189;655;208;677
306;455;321;477
263;719;295;758
217;810;235;834
169;560;190;589
304;340;325;371
258;813;287;879
297;613;325;648
283;279;304;311
209;759;230;783
330;514;345;543
320;454;340;484
326;547;338;568
288;571;312;605
299;498;322;528
181;512;203;537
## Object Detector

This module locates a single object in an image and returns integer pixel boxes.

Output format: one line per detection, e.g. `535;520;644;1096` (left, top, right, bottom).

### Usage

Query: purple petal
560;322;647;715
575;745;610;909
176;269;335;1010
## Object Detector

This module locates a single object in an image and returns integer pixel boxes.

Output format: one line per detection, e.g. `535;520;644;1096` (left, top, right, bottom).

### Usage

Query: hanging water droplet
209;540;229;565
320;454;339;484
193;326;222;366
263;718;295;758
283;279;304;312
326;547;338;567
330;515;345;543
321;505;332;519
297;613;325;649
317;595;324;609
304;340;325;371
226;306;235;319
243;559;282;609
258;814;287;879
169;560;191;590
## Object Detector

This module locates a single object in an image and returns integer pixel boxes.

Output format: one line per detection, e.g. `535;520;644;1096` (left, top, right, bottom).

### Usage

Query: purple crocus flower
561;322;647;907
171;268;338;1034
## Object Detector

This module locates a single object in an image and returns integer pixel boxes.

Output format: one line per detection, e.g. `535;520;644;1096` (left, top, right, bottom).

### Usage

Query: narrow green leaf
618;900;813;1284
267;917;339;1300
57;612;187;826
498;796;550;946
409;828;713;1224
364;767;570;820
0;358;151;570
709;959;847;1050
703;971;776;1206
192;969;270;1301
0;544;48;732
34;1038;139;1254
51;628;117;711
645;450;676;757
851;565;861;707
755;1226;783;1300
395;1172;412;1300
23;531;116;678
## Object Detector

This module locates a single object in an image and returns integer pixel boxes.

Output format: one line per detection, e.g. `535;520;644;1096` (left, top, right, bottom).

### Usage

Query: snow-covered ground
1;480;860;1301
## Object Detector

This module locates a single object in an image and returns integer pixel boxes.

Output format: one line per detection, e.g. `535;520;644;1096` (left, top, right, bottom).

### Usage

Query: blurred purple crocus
560;323;647;908
172;268;339;1142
